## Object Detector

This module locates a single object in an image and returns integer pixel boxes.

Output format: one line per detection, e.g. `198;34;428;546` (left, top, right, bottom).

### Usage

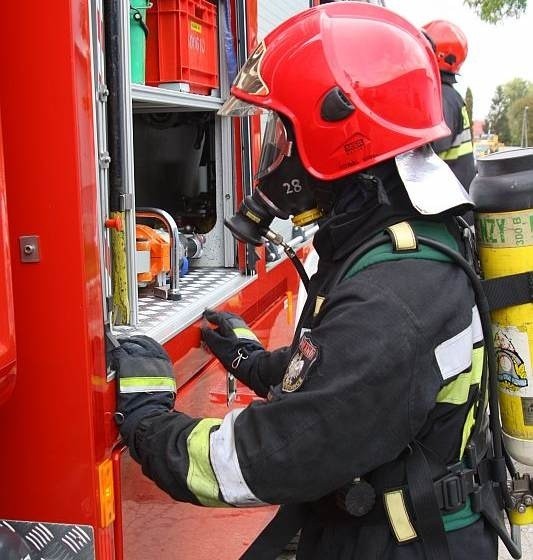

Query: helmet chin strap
358;173;391;206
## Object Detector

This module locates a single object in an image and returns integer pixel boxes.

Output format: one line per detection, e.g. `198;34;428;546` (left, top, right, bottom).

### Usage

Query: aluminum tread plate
113;268;251;343
0;519;95;559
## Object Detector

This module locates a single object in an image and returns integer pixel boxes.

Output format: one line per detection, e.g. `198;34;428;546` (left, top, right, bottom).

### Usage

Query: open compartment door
0;115;16;405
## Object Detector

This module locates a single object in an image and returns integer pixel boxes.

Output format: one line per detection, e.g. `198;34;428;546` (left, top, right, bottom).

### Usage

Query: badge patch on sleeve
282;335;319;392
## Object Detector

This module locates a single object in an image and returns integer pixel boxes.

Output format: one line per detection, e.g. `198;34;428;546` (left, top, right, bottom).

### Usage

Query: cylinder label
493;326;532;396
476;211;533;247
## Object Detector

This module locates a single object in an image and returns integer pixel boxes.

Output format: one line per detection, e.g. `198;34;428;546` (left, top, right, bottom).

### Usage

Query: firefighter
113;4;504;558
422;19;476;193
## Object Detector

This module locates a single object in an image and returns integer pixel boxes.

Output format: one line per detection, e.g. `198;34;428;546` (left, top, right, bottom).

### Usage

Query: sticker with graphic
493;326;532;395
282;335;319;393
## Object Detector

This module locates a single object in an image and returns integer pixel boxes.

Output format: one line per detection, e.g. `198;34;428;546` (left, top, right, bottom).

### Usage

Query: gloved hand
112;335;176;445
201;309;265;388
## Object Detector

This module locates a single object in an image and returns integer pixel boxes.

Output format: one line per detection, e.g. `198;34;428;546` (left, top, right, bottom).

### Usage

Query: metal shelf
113;269;254;343
131;84;224;111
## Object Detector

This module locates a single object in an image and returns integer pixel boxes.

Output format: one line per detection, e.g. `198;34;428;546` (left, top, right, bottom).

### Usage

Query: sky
385;0;533;121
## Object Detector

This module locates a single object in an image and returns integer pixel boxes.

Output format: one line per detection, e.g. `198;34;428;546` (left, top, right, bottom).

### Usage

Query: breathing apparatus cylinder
470;148;533;524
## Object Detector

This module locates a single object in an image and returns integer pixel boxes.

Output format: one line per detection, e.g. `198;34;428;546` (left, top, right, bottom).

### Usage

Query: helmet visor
256;112;293;180
218;96;268;117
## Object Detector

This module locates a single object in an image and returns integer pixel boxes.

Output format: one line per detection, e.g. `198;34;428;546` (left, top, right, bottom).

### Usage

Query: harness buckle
435;462;476;513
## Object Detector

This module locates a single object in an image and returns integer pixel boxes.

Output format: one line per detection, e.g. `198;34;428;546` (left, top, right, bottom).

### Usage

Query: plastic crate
146;0;219;95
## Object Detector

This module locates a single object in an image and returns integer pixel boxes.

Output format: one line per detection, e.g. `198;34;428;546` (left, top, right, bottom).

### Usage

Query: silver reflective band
210;409;267;507
435;306;483;381
395;145;473;215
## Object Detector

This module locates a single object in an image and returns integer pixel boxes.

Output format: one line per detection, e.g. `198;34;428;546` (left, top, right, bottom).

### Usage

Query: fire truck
0;1;333;558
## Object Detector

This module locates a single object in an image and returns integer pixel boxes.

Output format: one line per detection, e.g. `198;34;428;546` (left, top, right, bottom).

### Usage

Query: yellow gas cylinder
470;148;533;525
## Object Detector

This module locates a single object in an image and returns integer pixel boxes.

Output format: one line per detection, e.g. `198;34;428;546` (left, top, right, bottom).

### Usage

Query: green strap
346;221;459;278
442;497;480;532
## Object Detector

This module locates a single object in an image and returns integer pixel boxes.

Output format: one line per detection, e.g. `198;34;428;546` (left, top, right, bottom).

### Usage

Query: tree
485;85;511;143
503;78;533;105
508;95;533;146
463;0;528;22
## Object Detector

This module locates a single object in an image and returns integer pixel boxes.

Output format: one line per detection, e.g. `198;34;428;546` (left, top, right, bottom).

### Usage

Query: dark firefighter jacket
431;72;476;192
122;161;497;559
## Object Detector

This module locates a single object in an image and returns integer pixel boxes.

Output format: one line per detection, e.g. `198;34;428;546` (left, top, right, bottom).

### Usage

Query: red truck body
0;1;314;558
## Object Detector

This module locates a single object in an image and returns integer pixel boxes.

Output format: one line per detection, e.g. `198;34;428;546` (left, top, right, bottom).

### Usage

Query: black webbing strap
239;504;308;560
481;271;533;311
406;442;452;560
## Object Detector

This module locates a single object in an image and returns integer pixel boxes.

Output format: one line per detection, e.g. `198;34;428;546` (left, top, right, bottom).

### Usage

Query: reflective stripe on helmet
232;41;269;96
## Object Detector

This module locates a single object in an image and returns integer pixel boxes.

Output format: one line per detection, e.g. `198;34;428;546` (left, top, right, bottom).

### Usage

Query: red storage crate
146;0;219;95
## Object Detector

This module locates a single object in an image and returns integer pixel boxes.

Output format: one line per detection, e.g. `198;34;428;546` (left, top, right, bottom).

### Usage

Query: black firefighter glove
201;309;265;391
112;335;176;448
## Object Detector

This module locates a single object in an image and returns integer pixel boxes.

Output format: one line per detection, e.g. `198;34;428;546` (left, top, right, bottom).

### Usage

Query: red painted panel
0;3;113;556
0;113;16;406
0;2;311;558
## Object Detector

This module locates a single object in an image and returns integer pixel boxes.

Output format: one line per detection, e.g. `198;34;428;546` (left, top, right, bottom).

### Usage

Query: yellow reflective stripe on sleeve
460;405;476;459
438;141;474;161
471;346;484;385
384;490;418;542
435;346;484;458
436;347;484;405
460;347;484;458
439;107;472;161
187;418;224;507
119;376;176;393
232;327;258;341
436;370;473;405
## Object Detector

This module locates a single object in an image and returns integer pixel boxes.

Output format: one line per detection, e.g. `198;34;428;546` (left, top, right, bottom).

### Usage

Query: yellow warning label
191;21;202;33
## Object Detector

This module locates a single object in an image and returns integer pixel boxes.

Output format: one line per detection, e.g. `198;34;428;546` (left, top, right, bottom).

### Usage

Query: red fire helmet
422;19;468;75
220;2;449;181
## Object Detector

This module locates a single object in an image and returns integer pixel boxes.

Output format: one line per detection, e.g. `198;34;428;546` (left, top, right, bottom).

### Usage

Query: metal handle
136;208;181;300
